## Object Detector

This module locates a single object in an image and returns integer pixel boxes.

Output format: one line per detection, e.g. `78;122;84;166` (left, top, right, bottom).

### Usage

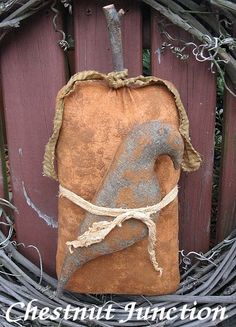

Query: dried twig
103;4;124;71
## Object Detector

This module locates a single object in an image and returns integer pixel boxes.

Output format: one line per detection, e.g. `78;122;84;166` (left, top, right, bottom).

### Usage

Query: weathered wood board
74;0;142;76
0;9;66;275
0;86;5;199
151;12;216;253
217;84;236;241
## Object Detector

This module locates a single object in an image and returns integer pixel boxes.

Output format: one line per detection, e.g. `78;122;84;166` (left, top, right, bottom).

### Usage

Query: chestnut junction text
5;300;227;323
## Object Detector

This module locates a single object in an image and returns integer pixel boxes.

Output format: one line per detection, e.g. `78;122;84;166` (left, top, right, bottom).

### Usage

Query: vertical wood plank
0;86;6;200
74;0;142;76
151;12;216;253
0;84;10;239
0;9;66;275
216;84;236;241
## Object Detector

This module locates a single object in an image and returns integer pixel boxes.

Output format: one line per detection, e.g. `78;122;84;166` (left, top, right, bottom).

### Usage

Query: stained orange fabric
44;72;201;295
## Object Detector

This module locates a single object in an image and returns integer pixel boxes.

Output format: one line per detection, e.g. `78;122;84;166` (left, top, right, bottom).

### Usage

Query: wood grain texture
0;9;66;275
0;85;5;199
216;84;236;241
74;0;142;76
151;12;216;253
0;85;9;238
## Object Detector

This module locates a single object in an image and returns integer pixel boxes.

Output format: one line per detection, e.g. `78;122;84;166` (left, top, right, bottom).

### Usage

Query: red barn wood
0;9;65;275
217;82;236;241
0;87;5;199
74;0;142;75
151;12;216;253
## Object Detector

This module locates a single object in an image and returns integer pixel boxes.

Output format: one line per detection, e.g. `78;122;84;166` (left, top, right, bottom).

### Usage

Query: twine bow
59;185;178;276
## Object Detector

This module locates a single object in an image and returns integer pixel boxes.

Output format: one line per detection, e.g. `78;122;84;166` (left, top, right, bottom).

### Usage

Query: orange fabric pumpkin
43;71;201;295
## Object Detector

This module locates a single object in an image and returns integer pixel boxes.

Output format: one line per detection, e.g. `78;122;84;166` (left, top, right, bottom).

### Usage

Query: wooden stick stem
103;4;124;71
